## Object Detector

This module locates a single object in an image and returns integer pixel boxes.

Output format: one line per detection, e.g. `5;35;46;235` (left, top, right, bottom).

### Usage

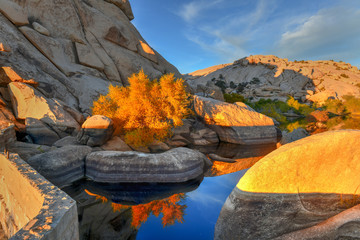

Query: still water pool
63;144;275;240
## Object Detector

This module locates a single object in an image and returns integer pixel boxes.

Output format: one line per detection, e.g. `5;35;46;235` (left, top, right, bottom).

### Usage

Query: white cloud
178;0;223;22
182;0;277;63
276;7;360;61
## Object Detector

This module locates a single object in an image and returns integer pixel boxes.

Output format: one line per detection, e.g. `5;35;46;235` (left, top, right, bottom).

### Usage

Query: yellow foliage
92;70;191;147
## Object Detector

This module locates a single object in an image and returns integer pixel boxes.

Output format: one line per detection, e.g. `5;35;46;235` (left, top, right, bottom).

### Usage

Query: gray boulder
25;118;60;145
279;127;309;145
7;141;53;161
27;145;92;187
53;136;80;148
86;147;212;183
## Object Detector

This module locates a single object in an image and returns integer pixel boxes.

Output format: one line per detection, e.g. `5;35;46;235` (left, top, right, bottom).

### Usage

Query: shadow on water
64;176;204;205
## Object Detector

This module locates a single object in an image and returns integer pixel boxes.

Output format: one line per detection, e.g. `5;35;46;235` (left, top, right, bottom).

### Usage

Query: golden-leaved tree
92;70;191;146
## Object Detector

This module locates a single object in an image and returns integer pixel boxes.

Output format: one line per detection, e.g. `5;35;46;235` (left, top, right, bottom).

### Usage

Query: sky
131;0;360;74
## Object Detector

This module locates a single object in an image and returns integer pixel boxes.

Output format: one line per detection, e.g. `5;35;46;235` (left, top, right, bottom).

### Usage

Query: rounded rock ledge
85;147;212;183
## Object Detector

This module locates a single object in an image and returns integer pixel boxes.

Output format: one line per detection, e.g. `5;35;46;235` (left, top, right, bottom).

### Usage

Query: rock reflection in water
63;177;203;240
191;143;276;176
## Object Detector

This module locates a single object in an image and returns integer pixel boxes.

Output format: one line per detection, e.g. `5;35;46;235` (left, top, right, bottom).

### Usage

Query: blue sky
131;0;360;74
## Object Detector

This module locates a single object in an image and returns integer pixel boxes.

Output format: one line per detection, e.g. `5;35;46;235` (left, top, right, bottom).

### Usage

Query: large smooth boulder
193;96;277;144
215;130;360;239
77;115;114;147
86;147;212;183
27;145;92;187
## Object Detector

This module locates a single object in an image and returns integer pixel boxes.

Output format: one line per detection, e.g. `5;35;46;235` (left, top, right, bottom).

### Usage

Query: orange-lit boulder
215;130;360;240
238;130;360;194
193;96;278;144
77;115;114;147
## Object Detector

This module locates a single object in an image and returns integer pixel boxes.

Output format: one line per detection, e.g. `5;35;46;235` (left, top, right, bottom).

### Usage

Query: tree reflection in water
85;189;186;228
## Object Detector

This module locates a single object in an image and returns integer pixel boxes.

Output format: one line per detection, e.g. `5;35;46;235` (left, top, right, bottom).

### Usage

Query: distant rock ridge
186;55;360;104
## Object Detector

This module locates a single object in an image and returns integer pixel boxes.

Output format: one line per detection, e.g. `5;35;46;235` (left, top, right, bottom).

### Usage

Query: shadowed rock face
193;95;278;145
215;188;360;240
27;145;92;188
0;0;180;115
215;130;360;239
86;147;212;183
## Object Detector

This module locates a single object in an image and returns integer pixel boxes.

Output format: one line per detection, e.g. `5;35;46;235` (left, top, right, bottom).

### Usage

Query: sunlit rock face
238;130;360;194
193;95;278;144
86;147;212;183
0;0;180;115
186;55;360;103
215;130;360;240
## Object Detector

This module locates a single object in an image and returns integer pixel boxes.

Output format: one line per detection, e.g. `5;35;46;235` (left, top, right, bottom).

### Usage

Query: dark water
63;144;275;240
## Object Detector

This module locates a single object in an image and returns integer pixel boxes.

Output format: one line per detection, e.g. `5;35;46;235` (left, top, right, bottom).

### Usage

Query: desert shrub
322;98;346;115
92;70;191;147
340;73;349;78
214;80;227;92
343;95;360;114
250;77;260;84
249;99;288;123
224;93;246;104
287;96;315;116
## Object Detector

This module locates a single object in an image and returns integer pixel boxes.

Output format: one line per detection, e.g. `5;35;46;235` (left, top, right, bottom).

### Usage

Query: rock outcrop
86;147;212;183
0;0;180;117
215;130;360;239
186;55;360;104
193;96;278;144
27;145;92;187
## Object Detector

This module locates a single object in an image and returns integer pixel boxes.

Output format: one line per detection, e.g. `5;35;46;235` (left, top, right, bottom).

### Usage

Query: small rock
77;115;114;147
148;140;170;153
53;136;79;148
32;22;50;36
100;136;132;151
306;110;329;123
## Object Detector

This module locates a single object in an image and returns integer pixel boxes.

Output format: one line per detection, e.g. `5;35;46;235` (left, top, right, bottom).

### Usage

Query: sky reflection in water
136;170;247;240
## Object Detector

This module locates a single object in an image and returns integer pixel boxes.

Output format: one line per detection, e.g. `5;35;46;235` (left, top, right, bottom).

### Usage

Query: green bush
224;93;247;104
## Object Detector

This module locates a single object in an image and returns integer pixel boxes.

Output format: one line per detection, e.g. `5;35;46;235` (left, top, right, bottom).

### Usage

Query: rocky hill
0;0;179;116
186;55;360;104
